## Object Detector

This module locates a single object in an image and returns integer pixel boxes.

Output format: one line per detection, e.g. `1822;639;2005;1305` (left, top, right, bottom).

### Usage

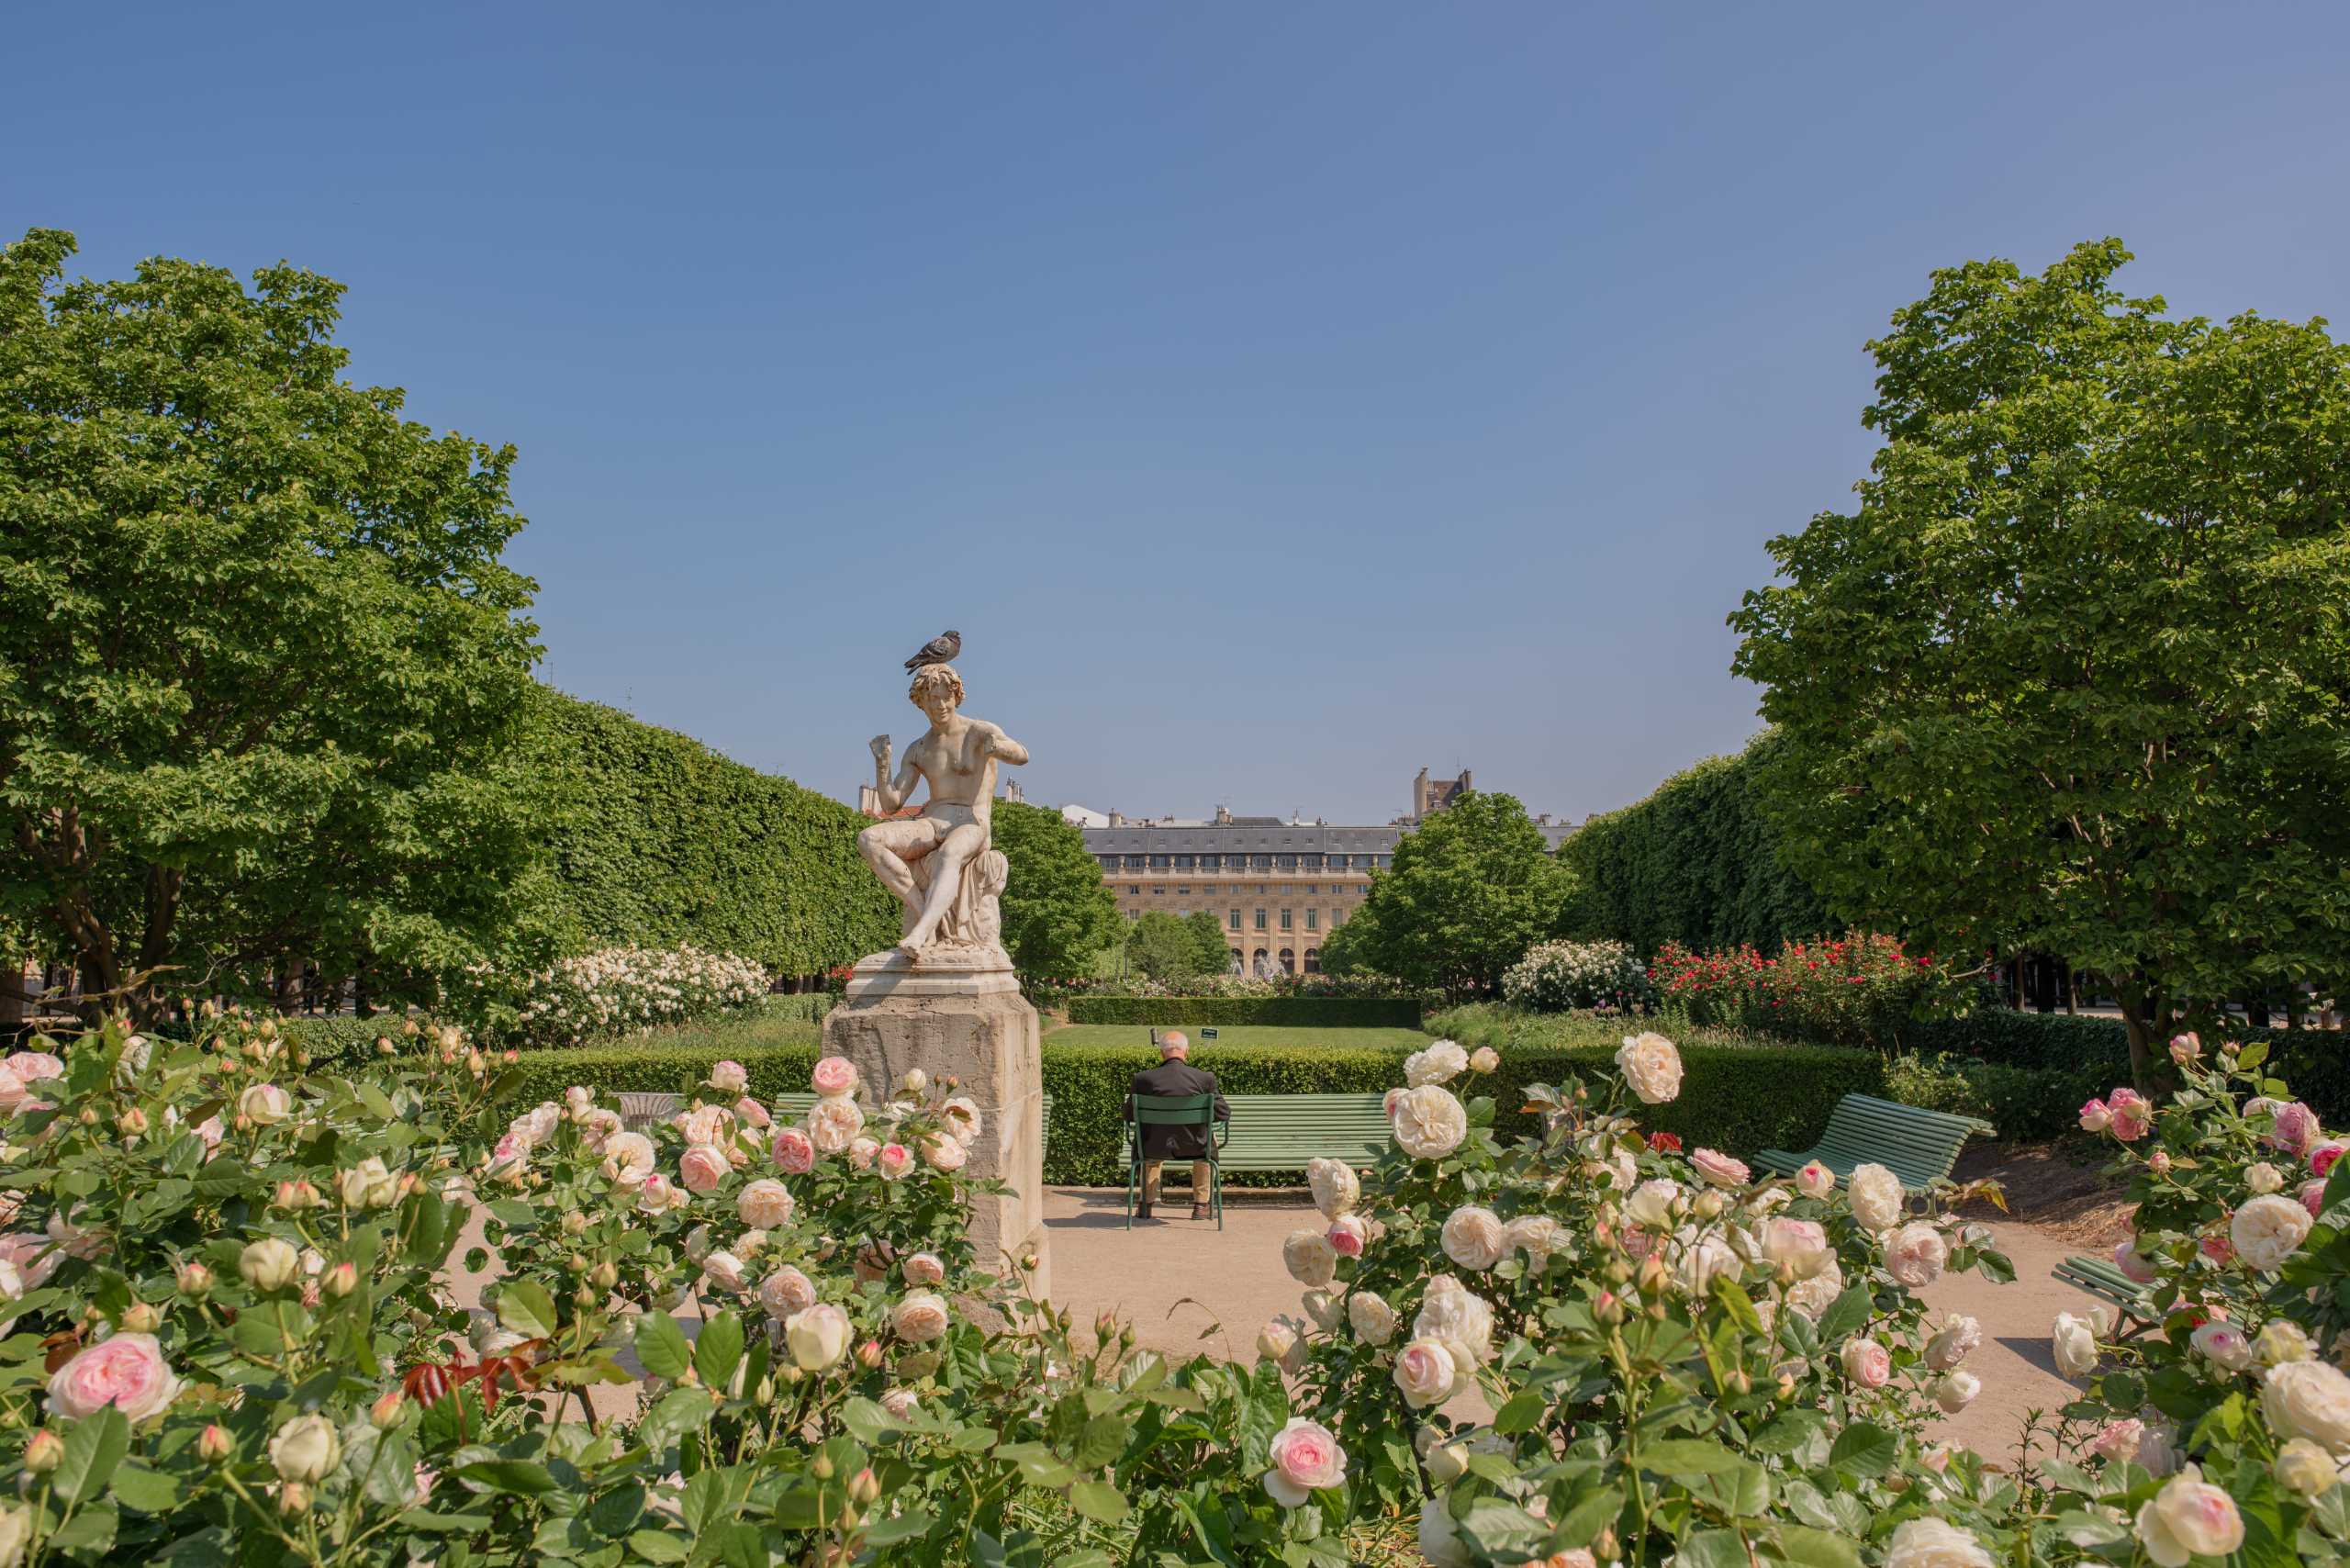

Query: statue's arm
986;722;1030;767
869;736;922;814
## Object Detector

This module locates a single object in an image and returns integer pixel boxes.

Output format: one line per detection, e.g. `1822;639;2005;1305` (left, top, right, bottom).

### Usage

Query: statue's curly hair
907;664;964;708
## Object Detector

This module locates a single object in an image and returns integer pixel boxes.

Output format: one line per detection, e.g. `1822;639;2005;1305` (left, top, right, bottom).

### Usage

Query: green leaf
1827;1422;1895;1481
633;1313;693;1381
1552;1486;1621;1549
1638;1438;1739;1474
497;1280;560;1340
863;1509;934;1546
627;1529;688;1563
1771;1524;1863;1568
1813;1286;1874;1344
454;1460;559;1495
108;1459;182;1513
693;1311;744;1391
1677;1530;1750;1568
1494;1390;1547;1435
53;1406;129;1505
1069;1480;1128;1523
1071;1415;1127;1471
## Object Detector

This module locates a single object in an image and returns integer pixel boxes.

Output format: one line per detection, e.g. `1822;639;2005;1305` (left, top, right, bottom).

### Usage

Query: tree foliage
0;228;545;1019
529;693;898;980
1729;238;2350;1081
1124;909;1239;984
1338;790;1570;999
989;801;1120;984
1557;730;1830;955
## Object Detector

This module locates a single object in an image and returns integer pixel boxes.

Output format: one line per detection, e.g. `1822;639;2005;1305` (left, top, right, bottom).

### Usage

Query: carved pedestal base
822;973;1048;1299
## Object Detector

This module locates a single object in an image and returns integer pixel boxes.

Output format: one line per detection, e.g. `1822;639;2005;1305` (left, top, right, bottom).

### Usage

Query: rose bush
1500;942;1658;1015
1649;934;1969;1047
0;1016;1355;1567
494;943;772;1048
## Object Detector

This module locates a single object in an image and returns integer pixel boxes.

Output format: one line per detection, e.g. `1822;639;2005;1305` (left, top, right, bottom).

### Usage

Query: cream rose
2264;1360;2350;1453
701;1250;748;1294
2247;1160;2285;1195
902;1251;946;1286
603;1131;657;1179
892;1291;950;1344
1841;1338;1890;1389
1413;1275;1494;1364
1924;1313;1980;1371
239;1237;300;1294
1932;1372;1980;1413
806;1097;866;1156
1438;1206;1504;1271
677;1145;729;1194
1404;1040;1470;1087
1305;1158;1360;1220
785;1303;852;1370
1257;1318;1304;1374
2275;1439;2343;1496
1615;1032;1683;1104
1847;1163;1904;1230
737;1179;795;1229
940;1096;982;1146
1262;1417;1346;1506
810;1056;859;1098
268;1413;341;1484
2232;1193;2313;1272
1676;1232;1739;1296
1348;1292;1396;1346
1282;1228;1338;1287
240;1082;292;1125
1389;1085;1468;1160
1468;1046;1500;1074
47;1332;179;1422
1691;1148;1749;1188
1625;1179;1681;1229
2134;1465;2244;1566
1885;1222;1948;1287
2192;1320;2255;1372
759;1266;816;1319
1795;1159;1835;1198
1883;1517;1993;1568
1785;1257;1845;1320
708;1059;748;1092
1501;1214;1561;1267
1761;1216;1831;1280
1301;1289;1342;1332
2052;1311;2099;1379
1392;1338;1460;1408
1418;1496;1472;1568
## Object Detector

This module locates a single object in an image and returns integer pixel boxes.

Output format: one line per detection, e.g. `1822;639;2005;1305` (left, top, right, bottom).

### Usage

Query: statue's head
908;663;964;723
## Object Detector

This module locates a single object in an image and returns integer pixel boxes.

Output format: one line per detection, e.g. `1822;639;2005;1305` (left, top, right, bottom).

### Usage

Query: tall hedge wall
1560;731;1831;956
531;691;899;975
1064;996;1424;1029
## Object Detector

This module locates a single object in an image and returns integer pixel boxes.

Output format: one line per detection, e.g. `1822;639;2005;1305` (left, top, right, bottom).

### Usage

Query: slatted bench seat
1754;1093;1994;1196
1211;1093;1390;1172
2054;1254;2156;1329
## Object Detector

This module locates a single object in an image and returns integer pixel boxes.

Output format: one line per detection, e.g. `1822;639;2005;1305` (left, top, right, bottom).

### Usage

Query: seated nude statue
861;665;1029;954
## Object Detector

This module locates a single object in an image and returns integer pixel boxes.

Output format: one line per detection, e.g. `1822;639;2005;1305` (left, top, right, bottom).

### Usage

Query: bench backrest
1214;1093;1389;1170
1810;1093;1983;1188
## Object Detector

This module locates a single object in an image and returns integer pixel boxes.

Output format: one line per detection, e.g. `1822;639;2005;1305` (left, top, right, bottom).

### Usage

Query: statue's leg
859;820;937;922
902;823;986;949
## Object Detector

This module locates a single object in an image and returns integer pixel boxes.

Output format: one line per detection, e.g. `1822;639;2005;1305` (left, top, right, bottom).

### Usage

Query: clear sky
10;4;2348;823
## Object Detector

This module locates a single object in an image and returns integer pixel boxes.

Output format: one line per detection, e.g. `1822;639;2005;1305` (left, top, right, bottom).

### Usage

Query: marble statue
858;663;1028;960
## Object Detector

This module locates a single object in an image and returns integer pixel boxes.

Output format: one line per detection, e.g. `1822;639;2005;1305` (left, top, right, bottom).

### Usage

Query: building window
1279;946;1296;974
1150;855;1170;870
1227;910;1240;930
1250;854;1272;870
1306;909;1319;930
1252;947;1270;969
1275;854;1297;870
1100;856;1118;873
1280;909;1292;930
1300;854;1322;871
1128;885;1140;895
1174;855;1193;869
1254;909;1267;931
1304;948;1323;974
1151;886;1165;895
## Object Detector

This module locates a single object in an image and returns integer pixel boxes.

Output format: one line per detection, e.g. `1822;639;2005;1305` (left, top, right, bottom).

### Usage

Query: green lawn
1040;1023;1430;1053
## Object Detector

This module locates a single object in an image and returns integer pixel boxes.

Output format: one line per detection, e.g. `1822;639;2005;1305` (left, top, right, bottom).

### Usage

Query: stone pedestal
823;955;1048;1299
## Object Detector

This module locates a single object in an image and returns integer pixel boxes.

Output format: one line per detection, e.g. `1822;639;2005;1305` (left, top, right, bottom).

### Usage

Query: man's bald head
1158;1032;1190;1058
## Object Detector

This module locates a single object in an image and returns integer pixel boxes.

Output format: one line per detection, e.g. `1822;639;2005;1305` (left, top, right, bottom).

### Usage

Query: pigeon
903;630;961;672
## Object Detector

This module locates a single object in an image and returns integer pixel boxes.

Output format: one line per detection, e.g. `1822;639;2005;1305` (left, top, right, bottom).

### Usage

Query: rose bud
561;1210;589;1237
590;1261;619;1290
178;1262;213;1298
856;1340;885;1370
848;1468;880;1506
198;1424;235;1463
117;1108;150;1137
23;1430;63;1473
323;1261;359;1298
278;1482;311;1514
119;1302;161;1333
370;1390;408;1428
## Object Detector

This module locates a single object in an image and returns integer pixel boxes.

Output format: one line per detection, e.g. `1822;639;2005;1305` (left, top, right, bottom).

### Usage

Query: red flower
1647;1131;1682;1153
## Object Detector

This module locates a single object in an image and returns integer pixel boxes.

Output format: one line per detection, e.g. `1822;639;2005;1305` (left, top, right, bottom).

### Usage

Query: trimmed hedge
1065;996;1423;1029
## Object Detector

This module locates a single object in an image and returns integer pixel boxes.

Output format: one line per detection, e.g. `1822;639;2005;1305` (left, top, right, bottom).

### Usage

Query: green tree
0;229;547;1021
1182;909;1234;977
1729;239;2350;1084
990;801;1120;985
1126;911;1204;983
1559;730;1830;955
1343;791;1570;999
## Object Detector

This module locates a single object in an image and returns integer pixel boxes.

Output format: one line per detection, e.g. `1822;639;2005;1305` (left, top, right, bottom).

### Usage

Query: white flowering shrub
506;943;770;1047
1500;940;1657;1014
2020;1034;2350;1562
0;1015;1333;1566
1260;1029;2035;1565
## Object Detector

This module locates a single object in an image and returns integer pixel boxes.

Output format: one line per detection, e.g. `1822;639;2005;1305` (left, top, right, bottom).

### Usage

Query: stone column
822;955;1049;1300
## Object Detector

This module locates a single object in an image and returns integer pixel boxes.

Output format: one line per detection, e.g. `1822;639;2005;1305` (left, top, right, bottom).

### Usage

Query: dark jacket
1125;1058;1230;1161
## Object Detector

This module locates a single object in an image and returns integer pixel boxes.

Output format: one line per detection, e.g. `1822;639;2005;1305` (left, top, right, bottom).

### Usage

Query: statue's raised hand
869;734;892;762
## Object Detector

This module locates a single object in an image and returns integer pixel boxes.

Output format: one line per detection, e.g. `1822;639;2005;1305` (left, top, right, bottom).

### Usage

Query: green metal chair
1125;1092;1228;1230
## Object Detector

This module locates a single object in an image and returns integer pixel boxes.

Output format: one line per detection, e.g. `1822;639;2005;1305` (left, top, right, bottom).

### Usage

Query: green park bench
1122;1092;1393;1230
2053;1253;2157;1330
1754;1093;1996;1196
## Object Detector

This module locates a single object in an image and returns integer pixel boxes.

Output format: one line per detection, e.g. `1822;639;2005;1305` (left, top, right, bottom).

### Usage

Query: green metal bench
1214;1093;1390;1172
2054;1254;2156;1328
1125;1093;1227;1229
1754;1093;1995;1196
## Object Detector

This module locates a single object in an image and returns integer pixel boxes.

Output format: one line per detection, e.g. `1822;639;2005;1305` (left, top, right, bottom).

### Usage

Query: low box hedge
1066;996;1424;1029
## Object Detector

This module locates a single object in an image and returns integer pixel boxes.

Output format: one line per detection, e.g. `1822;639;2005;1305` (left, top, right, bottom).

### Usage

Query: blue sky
10;4;2348;823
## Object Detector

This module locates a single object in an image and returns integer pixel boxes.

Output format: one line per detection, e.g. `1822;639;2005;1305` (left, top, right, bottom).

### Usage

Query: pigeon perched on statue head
903;630;961;672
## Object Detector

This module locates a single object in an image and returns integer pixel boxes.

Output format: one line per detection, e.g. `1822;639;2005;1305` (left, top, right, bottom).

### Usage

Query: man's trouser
1141;1159;1212;1205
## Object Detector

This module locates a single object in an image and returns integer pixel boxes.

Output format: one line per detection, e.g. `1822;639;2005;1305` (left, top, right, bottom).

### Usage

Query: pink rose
1619;1228;1655;1260
2105;1088;2152;1141
2199;1226;2235;1266
48;1332;179;1421
2114;1240;2158;1283
708;1059;749;1092
733;1096;772;1130
770;1127;816;1174
2311;1141;2346;1179
1691;1148;1750;1188
2078;1098;2111;1133
902;1252;946;1285
923;1137;967;1172
636;1173;680;1213
2300;1180;2327;1220
6;1052;64;1088
1841;1338;1891;1389
758;1265;816;1318
848;1137;880;1170
678;1145;729;1194
2090;1418;2144;1462
811;1056;859;1098
877;1143;914;1180
1326;1215;1368;1258
2271;1101;2322;1154
1795;1160;1835;1199
736;1179;795;1228
0;1232;59;1288
1262;1417;1347;1506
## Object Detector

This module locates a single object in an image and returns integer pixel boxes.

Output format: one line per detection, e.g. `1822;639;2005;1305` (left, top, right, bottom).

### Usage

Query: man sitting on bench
1125;1032;1229;1221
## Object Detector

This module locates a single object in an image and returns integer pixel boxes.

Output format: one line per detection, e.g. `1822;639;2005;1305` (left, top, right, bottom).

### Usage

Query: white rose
805;1097;866;1155
1932;1372;1980;1413
1392;1338;1461;1407
1924;1313;1980;1372
701;1250;748;1294
1417;1495;1472;1568
1500;1214;1561;1268
1257;1319;1304;1375
2263;1360;2350;1453
268;1413;341;1484
1785;1256;1845;1320
1281;1229;1337;1287
1413;1274;1494;1364
1761;1216;1831;1280
2232;1193;2313;1272
2258;1319;2315;1367
2247;1161;2285;1195
2134;1465;2244;1567
2191;1320;2255;1372
1390;1086;1468;1160
1846;1164;1905;1231
1404;1041;1470;1087
736;1179;795;1229
2052;1311;2100;1380
892;1291;950;1344
2275;1438;2343;1496
1676;1232;1739;1296
1468;1046;1500;1075
784;1304;852;1370
1305;1158;1360;1220
1348;1292;1396;1346
1885;1222;1948;1287
1301;1289;1343;1331
1438;1207;1504;1271
1625;1179;1681;1229
1615;1033;1682;1104
1884;1516;1993;1568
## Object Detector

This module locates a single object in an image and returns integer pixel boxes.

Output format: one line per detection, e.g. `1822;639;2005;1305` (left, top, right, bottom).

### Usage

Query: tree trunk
2115;978;2157;1092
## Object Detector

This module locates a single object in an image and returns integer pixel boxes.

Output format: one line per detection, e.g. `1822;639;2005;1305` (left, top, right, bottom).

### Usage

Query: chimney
1108;810;1125;828
1214;804;1232;825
